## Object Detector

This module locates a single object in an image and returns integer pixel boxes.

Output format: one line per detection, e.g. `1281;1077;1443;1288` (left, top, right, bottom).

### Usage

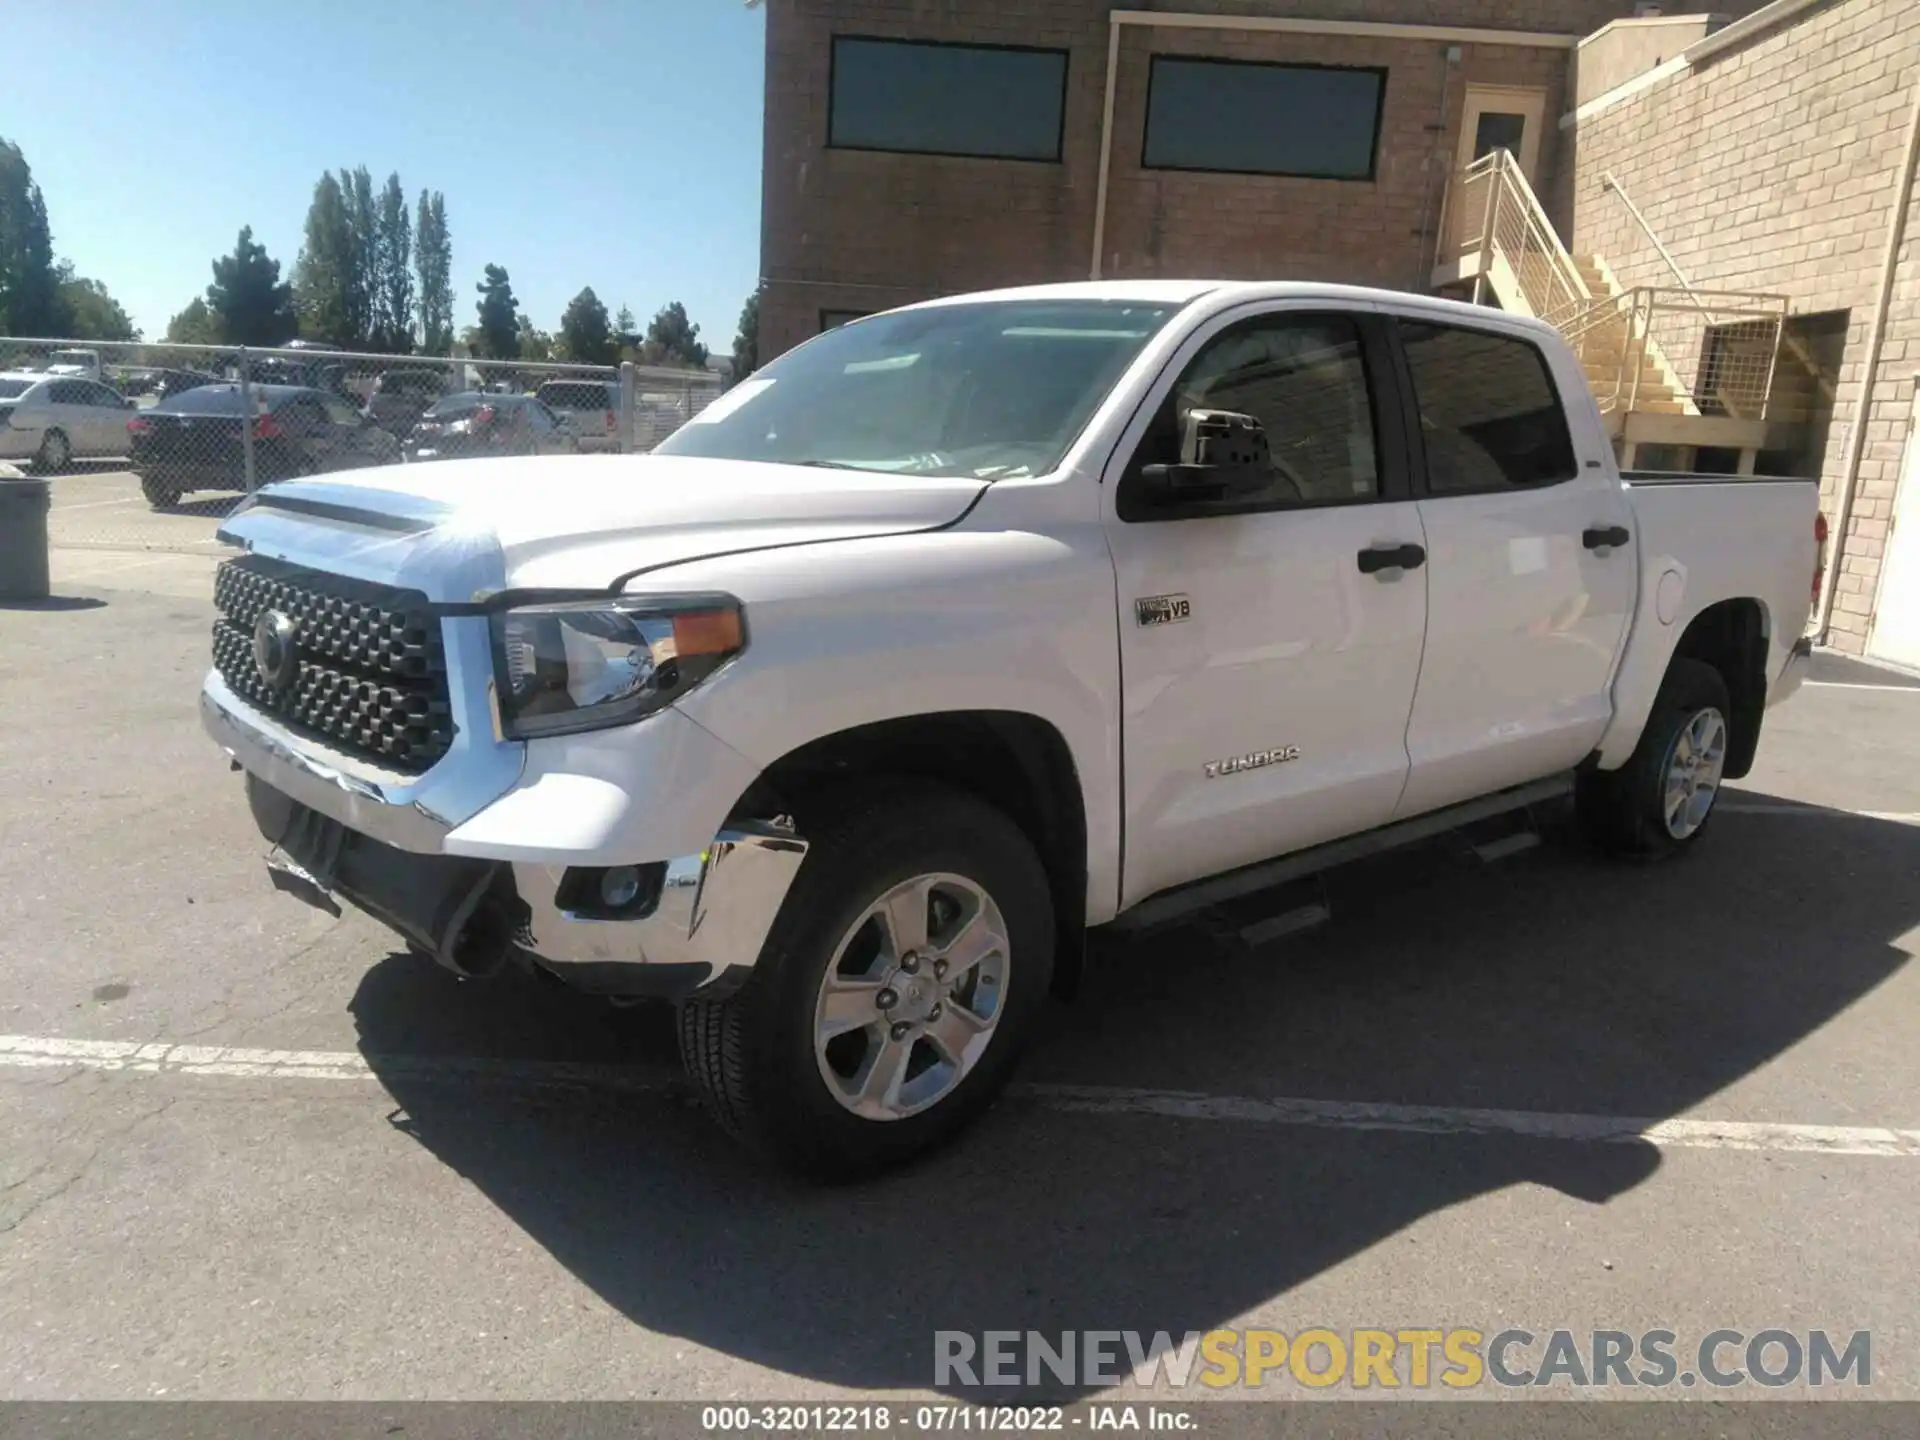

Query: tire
32;428;70;474
1577;657;1732;859
139;473;183;509
679;781;1056;1180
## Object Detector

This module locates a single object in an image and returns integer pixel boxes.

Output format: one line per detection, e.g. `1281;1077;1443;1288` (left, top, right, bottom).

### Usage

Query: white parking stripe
1803;681;1920;693
3;1034;1915;1157
1719;802;1920;824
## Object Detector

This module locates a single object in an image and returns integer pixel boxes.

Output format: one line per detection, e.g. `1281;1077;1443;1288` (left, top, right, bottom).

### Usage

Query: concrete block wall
1553;0;1920;652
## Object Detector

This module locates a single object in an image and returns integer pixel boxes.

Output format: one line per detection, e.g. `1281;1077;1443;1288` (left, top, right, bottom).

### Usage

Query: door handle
1357;543;1426;575
1583;525;1631;551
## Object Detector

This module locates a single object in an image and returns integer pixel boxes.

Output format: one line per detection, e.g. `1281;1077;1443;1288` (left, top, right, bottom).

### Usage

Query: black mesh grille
212;555;453;772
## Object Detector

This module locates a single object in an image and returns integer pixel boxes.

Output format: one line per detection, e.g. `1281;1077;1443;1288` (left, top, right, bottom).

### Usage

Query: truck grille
212;555;454;773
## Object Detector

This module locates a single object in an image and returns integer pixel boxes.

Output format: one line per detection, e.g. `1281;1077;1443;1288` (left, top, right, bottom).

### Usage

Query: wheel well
1672;598;1769;779
741;712;1090;1000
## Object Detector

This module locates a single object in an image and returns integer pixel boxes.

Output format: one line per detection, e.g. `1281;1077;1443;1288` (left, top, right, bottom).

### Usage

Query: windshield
655;298;1181;479
423;394;489;419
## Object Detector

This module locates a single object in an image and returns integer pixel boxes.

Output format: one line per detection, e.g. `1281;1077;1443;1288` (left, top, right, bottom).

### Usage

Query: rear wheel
1577;657;1732;858
139;473;183;508
32;428;70;474
679;782;1055;1179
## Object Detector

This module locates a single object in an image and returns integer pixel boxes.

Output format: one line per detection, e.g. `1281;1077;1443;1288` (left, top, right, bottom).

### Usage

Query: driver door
1104;305;1429;909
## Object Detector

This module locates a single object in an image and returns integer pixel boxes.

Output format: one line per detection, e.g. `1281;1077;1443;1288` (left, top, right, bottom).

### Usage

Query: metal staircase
1435;150;1788;472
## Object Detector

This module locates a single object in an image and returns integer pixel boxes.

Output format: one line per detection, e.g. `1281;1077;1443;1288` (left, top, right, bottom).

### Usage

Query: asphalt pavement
1;510;1916;1412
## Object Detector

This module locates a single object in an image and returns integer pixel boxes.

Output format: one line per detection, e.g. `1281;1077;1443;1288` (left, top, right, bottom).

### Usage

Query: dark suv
402;393;578;462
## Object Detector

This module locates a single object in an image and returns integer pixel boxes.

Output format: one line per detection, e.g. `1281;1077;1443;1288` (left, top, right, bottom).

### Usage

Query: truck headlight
491;596;745;739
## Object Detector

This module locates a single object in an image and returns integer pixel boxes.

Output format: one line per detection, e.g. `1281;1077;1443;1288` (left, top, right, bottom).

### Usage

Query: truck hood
218;454;987;600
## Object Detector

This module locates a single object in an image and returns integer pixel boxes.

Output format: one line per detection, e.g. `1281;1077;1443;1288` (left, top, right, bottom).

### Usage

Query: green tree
559;286;616;366
473;264;519;359
614;304;637;338
0;139;65;336
517;313;556;363
207;226;298;346
376;172;413;353
294;172;356;344
164;297;222;346
414;190;453;354
55;263;137;341
343;165;377;346
728;286;760;387
640;301;708;369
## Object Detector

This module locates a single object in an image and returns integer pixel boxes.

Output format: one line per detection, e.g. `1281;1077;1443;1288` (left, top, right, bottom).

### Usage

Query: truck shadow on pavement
349;796;1916;1399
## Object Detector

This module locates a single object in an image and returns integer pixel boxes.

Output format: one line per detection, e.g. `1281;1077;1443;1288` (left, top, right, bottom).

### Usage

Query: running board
1110;774;1574;932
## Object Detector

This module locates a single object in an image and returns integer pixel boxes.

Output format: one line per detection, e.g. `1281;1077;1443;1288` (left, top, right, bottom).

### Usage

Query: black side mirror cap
1140;409;1270;504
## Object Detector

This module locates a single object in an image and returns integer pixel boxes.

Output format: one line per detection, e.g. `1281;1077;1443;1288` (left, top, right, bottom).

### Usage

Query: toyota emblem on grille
252;610;299;691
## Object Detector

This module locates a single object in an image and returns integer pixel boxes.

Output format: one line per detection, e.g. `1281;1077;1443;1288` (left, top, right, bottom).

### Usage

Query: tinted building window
1399;322;1577;493
829;38;1067;161
1143;58;1384;180
820;310;875;332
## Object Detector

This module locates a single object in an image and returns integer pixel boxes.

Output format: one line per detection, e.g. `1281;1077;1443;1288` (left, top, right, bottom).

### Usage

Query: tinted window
321;394;361;425
1400;322;1577;493
821;310;874;332
1143;58;1383;180
423;394;487;419
830;38;1067;161
536;382;613;410
657;299;1179;480
153;385;249;415
47;381;85;404
1126;312;1380;516
83;383;123;406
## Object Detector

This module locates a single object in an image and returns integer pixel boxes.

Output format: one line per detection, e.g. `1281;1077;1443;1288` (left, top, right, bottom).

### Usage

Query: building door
1868;390;1920;669
1457;85;1545;180
1448;87;1548;257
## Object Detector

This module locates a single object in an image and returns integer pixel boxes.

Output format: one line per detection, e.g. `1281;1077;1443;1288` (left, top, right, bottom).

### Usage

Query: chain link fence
0;337;723;553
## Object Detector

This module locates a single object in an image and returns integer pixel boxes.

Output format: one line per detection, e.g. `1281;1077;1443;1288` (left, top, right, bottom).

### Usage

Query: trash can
0;475;52;601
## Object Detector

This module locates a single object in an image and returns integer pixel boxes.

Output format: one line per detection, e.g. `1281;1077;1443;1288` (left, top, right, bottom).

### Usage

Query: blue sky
4;0;765;349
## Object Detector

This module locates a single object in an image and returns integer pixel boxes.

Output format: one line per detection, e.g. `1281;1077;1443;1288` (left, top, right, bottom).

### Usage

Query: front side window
1399;321;1577;494
829;37;1067;162
1122;312;1381;518
656;299;1181;480
1142;57;1384;180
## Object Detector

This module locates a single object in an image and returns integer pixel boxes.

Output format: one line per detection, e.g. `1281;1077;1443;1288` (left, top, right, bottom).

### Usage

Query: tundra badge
1136;593;1192;626
1206;747;1301;779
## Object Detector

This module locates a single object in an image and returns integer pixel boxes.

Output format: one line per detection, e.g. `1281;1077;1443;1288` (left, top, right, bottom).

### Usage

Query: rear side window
1399;322;1577;493
537;382;611;410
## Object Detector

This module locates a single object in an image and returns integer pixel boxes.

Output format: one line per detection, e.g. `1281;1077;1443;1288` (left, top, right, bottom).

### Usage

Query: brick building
757;0;1920;659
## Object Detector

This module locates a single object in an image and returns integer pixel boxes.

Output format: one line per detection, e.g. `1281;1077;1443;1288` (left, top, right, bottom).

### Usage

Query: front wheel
1577;657;1732;858
679;782;1055;1179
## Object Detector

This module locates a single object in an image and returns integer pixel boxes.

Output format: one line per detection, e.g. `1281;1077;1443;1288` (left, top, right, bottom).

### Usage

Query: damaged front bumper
204;674;807;1000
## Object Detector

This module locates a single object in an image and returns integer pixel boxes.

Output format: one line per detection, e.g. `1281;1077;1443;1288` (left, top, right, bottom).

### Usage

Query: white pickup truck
202;281;1823;1176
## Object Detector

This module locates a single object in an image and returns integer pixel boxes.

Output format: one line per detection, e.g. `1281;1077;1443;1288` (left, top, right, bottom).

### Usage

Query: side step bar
1110;774;1574;932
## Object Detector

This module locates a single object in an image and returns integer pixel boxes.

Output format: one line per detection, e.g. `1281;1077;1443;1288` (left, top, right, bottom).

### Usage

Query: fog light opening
600;866;644;910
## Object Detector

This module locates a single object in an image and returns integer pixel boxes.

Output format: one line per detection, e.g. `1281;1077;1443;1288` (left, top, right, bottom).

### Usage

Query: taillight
253;414;284;441
604;408;616;431
473;404;497;430
127;416;154;436
1812;511;1829;606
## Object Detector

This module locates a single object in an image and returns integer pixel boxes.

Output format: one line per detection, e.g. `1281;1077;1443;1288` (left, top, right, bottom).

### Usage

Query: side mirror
1139;409;1270;505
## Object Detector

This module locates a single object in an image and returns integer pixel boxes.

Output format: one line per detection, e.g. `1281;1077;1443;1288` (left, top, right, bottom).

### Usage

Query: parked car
128;382;402;506
533;378;621;452
0;371;136;471
44;348;103;380
362;368;450;436
248;357;353;398
402;392;576;461
203;281;1822;1178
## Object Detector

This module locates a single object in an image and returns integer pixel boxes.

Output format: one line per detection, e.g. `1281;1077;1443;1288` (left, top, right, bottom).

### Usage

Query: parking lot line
1719;801;1920;823
1803;680;1920;693
50;495;144;511
4;1033;1916;1158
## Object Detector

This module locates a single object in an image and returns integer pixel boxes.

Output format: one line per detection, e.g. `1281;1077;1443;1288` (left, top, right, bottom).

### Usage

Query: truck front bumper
202;675;807;998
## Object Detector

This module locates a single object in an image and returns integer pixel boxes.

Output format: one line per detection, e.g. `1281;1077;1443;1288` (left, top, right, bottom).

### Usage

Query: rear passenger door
79;382;129;455
1390;313;1636;819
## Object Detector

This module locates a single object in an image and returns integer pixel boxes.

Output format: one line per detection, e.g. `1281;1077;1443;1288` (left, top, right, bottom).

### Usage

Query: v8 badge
1135;593;1192;627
